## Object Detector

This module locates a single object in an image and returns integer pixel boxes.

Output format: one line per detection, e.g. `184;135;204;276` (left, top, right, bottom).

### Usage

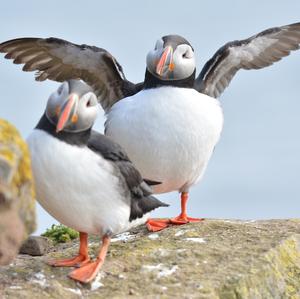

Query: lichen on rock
0;119;36;265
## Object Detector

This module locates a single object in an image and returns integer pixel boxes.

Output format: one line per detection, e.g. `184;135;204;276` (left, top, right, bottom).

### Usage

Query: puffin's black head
146;35;196;81
45;80;98;133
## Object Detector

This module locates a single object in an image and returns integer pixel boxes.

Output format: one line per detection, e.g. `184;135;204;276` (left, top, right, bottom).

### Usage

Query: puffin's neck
35;113;91;147
143;69;196;90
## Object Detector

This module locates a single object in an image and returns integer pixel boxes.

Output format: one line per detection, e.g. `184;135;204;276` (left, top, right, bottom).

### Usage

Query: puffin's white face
46;80;99;133
146;37;196;80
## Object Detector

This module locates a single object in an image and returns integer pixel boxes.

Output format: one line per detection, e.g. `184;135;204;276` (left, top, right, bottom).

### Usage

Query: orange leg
170;192;204;224
68;235;110;283
47;232;90;267
147;192;204;232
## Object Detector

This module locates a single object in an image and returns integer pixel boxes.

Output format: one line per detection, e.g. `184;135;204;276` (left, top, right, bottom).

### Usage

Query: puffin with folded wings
27;79;168;283
1;22;300;231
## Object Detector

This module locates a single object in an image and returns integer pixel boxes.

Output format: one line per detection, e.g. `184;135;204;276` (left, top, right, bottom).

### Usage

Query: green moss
42;224;79;244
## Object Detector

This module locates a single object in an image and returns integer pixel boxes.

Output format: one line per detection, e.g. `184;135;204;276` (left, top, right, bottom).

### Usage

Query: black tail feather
143;179;162;186
129;195;169;222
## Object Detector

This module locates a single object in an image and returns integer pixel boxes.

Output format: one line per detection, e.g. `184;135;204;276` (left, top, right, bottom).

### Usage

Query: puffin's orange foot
146;218;170;232
68;258;104;283
170;215;204;225
47;254;90;267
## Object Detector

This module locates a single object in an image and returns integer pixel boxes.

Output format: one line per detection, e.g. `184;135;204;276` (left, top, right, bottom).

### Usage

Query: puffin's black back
87;131;169;221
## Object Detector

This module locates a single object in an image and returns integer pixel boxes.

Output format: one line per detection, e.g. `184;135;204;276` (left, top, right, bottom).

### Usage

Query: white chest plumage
27;130;136;236
106;87;224;193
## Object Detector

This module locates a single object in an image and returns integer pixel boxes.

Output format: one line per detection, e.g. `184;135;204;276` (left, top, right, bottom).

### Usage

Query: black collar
35;113;91;146
143;69;196;90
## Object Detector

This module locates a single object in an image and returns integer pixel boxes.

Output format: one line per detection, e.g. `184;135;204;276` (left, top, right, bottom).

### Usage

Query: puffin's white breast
106;87;223;193
27;130;136;236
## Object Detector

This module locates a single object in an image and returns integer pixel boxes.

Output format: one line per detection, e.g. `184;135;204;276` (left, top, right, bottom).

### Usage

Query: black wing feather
87;131;168;221
0;37;143;112
195;22;300;98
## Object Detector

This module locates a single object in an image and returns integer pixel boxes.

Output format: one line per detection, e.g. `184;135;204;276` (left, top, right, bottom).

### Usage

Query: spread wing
0;37;143;112
195;22;300;98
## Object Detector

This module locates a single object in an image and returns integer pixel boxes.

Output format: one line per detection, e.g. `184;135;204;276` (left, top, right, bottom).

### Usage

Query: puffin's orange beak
56;94;78;133
155;46;174;76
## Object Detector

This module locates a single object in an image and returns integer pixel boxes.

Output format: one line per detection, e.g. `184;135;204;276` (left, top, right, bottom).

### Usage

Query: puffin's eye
57;85;64;94
83;93;97;107
183;49;193;59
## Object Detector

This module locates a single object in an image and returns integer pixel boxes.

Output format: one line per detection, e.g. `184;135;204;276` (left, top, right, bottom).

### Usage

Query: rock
0;119;36;265
20;236;50;256
1;219;300;298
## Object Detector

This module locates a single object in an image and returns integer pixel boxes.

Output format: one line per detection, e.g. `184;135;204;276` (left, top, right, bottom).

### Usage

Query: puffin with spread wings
1;22;300;231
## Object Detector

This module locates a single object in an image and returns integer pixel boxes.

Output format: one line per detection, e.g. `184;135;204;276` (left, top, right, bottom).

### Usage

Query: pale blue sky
1;1;300;234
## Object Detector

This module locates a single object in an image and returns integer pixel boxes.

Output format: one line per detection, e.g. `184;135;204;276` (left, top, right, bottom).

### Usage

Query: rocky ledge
1;219;300;298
